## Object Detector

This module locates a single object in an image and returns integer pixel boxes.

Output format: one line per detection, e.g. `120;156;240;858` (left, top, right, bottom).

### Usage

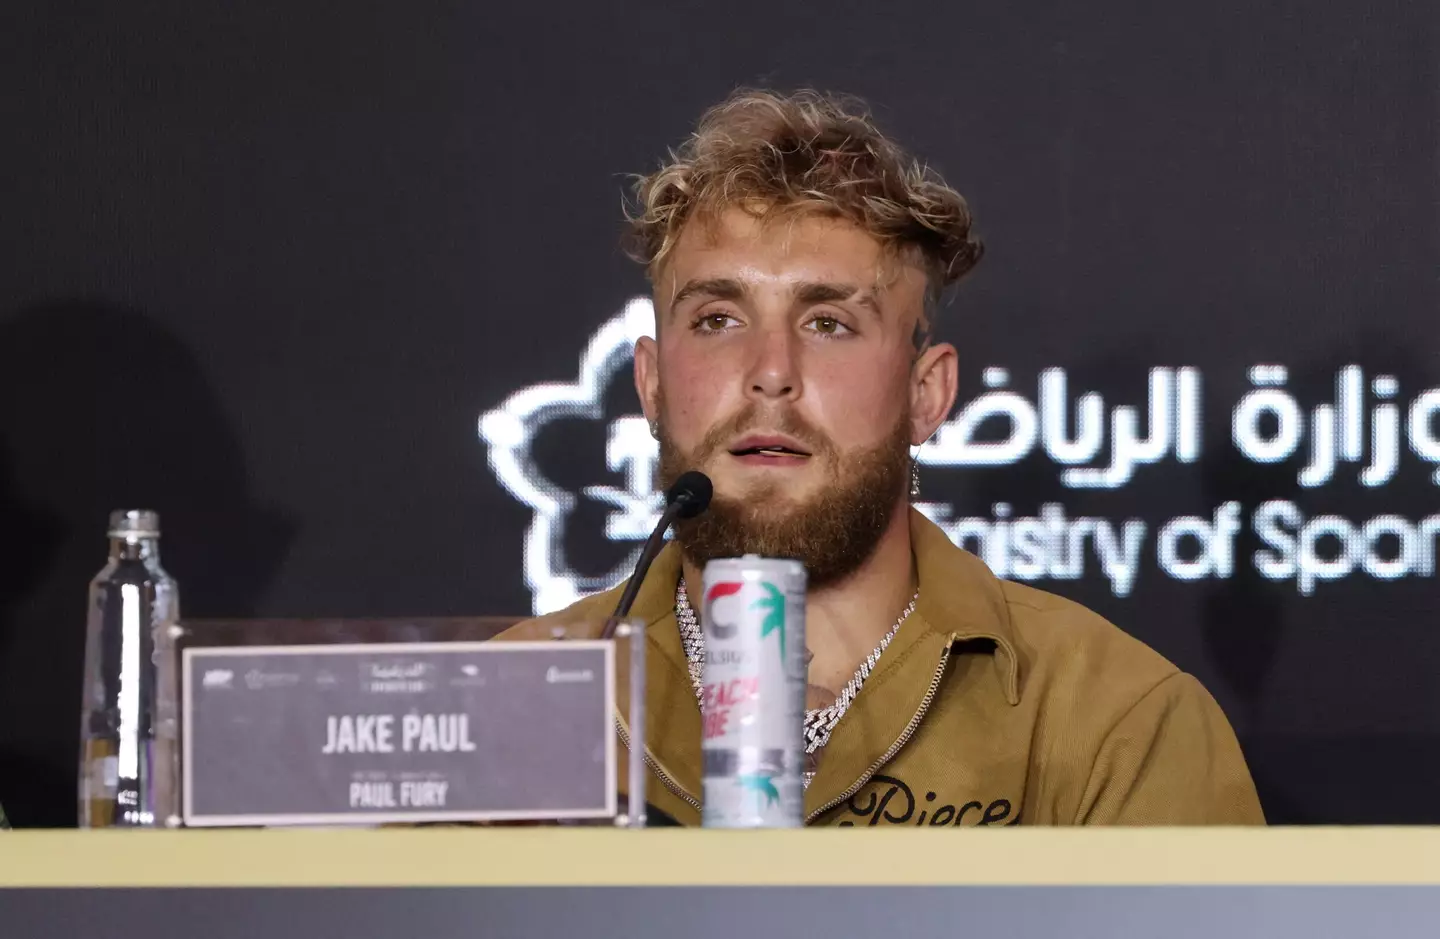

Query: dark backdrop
1;0;1436;826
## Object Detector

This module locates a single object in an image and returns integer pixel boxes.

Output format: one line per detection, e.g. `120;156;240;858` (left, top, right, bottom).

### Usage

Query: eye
806;315;853;337
692;311;740;333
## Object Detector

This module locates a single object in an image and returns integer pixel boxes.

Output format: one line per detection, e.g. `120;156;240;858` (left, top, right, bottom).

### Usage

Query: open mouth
730;445;808;457
728;436;812;462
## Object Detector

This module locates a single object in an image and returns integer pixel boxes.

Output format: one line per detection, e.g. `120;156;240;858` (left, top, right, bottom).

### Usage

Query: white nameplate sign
181;641;616;826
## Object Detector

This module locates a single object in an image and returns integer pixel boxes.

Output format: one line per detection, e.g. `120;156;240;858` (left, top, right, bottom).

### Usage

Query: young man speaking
498;89;1264;826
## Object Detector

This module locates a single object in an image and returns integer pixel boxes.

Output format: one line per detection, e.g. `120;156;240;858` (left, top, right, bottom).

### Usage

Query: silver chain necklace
674;577;917;785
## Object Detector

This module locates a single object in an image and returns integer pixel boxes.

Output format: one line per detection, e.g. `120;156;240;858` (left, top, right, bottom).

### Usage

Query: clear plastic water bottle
78;510;182;828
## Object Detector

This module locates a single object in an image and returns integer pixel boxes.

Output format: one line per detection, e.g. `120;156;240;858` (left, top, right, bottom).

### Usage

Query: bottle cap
107;509;161;539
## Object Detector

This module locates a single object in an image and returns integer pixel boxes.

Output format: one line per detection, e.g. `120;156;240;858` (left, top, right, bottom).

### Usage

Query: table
2;828;1438;937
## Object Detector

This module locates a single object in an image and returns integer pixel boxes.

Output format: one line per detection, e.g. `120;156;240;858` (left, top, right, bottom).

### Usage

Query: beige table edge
2;828;1439;887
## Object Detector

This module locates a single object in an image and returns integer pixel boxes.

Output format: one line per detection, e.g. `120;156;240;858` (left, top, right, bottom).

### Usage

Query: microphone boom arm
600;471;712;640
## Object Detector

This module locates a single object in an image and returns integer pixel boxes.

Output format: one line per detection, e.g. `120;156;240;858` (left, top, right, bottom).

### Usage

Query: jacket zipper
614;713;702;812
805;645;952;824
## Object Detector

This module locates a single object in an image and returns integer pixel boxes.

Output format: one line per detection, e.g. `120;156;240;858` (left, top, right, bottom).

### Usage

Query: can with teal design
699;555;806;828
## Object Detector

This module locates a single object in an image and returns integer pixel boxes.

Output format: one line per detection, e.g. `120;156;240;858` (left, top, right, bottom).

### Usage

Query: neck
680;501;917;707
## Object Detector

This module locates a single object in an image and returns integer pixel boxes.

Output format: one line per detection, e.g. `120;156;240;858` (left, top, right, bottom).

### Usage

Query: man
498;88;1264;826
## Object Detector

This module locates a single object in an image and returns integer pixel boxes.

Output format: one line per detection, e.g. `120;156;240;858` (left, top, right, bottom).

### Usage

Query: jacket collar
909;508;1021;705
625;536;690;668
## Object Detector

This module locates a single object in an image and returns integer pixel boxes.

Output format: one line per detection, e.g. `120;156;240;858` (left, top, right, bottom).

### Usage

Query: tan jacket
496;509;1265;826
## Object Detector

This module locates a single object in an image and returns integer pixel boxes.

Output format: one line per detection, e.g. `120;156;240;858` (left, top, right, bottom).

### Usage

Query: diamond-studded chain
674;578;917;755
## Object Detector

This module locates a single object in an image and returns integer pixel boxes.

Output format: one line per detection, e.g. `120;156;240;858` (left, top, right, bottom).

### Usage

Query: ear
909;340;958;446
633;335;660;423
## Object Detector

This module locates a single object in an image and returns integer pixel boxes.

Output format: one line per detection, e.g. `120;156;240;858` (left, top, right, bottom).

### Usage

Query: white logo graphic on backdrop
479;298;659;613
481;298;1440;613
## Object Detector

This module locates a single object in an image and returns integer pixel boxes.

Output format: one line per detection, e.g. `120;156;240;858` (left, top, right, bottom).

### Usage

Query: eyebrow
669;278;882;316
670;278;746;309
794;281;881;316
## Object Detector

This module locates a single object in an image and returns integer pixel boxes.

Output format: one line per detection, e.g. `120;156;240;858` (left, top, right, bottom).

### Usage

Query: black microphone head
666;471;713;519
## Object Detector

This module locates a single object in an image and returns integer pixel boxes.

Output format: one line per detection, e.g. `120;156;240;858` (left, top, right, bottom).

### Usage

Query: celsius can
700;554;807;828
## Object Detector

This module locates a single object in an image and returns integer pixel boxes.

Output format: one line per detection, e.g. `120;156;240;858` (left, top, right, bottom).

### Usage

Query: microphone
602;471;712;637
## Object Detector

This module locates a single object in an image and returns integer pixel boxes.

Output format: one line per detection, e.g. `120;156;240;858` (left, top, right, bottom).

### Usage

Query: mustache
687;404;837;463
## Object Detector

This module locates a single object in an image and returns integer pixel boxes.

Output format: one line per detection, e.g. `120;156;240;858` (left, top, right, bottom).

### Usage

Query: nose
743;324;801;402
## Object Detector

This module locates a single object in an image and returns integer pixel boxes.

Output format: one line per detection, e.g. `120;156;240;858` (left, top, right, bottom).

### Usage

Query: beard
656;399;913;588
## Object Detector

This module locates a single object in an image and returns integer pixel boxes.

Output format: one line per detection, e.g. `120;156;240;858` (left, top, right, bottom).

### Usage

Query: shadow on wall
0;301;297;827
1195;363;1293;823
1199;337;1440;824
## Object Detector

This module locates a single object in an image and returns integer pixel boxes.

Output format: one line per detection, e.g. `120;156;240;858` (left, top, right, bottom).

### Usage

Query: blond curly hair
622;88;984;332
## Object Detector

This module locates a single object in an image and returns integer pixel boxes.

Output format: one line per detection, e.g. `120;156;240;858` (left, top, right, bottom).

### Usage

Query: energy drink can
700;554;806;828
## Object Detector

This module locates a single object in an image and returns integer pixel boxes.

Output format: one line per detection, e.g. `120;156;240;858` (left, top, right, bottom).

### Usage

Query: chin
720;461;824;490
718;476;821;510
